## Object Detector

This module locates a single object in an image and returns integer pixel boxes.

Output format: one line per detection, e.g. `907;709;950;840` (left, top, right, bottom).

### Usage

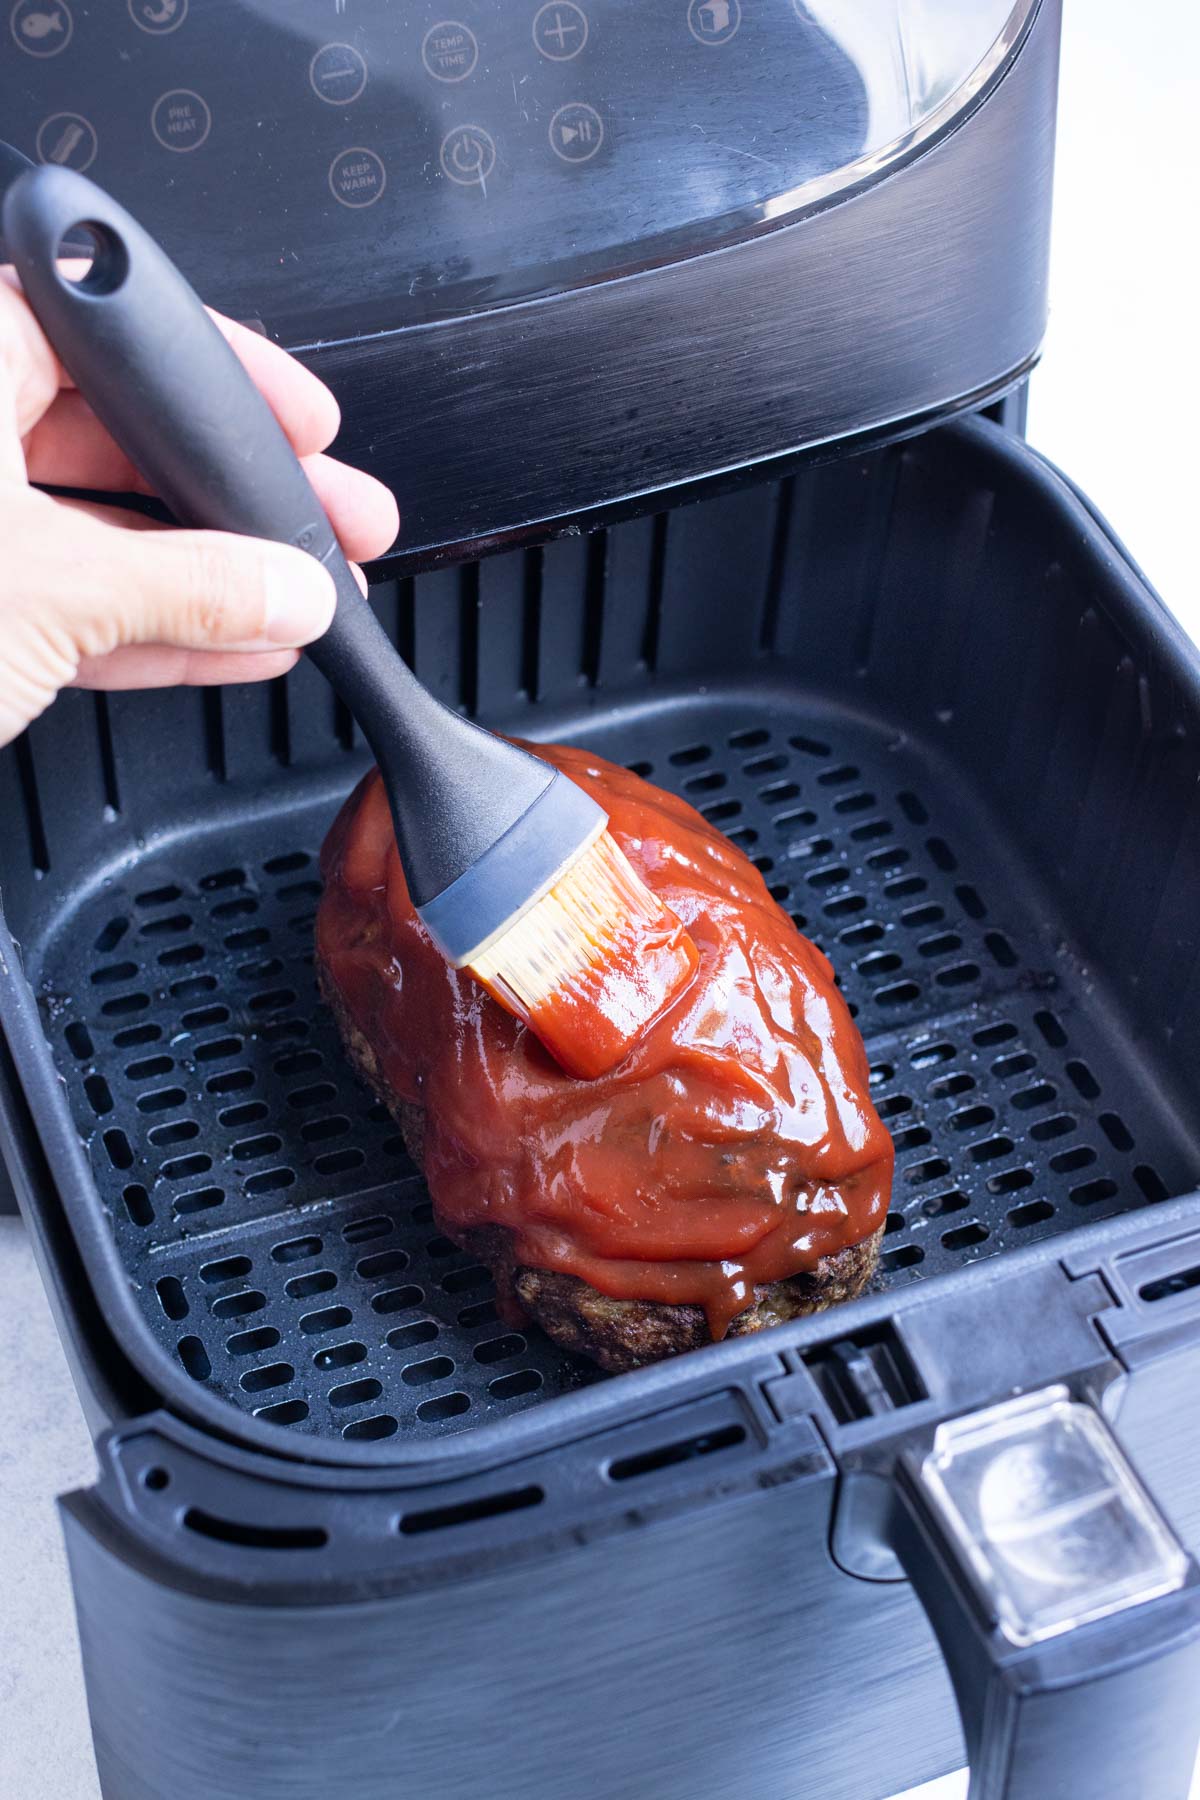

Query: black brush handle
0;164;552;906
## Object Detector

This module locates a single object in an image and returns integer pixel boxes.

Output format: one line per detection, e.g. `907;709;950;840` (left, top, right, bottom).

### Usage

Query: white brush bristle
468;832;669;1014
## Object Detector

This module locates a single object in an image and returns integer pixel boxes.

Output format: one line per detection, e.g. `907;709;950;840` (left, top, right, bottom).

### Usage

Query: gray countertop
0;1217;100;1800
2;4;1197;1797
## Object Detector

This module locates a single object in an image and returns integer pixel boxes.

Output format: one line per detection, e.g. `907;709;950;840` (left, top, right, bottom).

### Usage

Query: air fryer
4;5;1200;1799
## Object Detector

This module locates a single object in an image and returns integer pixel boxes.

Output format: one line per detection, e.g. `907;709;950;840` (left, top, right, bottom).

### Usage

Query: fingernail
264;551;337;645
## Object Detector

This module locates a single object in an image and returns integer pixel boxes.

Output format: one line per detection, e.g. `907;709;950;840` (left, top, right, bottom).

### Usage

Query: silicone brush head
468;830;699;1079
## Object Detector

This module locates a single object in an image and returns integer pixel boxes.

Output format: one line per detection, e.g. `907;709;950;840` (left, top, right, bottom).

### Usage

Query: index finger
209;312;341;459
1;264;342;463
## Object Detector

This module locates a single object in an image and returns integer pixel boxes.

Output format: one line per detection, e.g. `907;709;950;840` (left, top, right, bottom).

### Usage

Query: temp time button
422;20;478;82
329;146;386;209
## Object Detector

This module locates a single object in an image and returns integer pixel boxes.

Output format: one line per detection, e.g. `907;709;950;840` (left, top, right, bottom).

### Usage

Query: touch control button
151;90;211;153
10;0;72;56
310;42;367;105
36;111;97;171
532;2;588;61
329;147;386;209
687;0;741;45
548;102;603;164
127;0;186;35
422;20;478;82
439;125;496;189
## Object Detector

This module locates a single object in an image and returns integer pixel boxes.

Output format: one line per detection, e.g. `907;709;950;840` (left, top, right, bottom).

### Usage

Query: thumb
0;491;343;749
66;502;337;658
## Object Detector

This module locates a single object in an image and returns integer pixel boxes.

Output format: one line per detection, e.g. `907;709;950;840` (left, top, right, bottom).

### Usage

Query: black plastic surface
2;1;1060;560
63;1408;932;1800
51;1207;1200;1800
0;1131;18;1215
3;416;1200;1462
0;0;1014;335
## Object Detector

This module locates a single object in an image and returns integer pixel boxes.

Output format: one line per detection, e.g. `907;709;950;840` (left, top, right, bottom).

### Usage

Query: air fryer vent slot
182;1508;327;1552
608;1423;747;1483
1140;1265;1200;1305
398;1485;544;1535
37;703;1190;1441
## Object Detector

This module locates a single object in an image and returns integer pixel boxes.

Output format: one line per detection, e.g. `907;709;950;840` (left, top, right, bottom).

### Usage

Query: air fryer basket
20;692;1194;1445
3;415;1199;1460
8;413;1200;1800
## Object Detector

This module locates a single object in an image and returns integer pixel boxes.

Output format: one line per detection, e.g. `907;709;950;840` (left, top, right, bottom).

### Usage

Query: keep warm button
329;146;386;209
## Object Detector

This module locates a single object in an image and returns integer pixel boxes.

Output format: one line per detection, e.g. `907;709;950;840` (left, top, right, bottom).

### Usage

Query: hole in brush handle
8;166;327;549
54;219;129;294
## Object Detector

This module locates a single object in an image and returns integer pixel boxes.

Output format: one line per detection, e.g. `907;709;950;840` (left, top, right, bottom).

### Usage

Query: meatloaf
316;740;893;1374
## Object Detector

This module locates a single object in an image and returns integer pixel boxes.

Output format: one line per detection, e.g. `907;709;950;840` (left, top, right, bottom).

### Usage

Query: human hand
0;266;399;748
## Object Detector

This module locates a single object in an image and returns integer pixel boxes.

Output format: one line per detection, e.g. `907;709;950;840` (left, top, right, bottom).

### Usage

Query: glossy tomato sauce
317;742;894;1340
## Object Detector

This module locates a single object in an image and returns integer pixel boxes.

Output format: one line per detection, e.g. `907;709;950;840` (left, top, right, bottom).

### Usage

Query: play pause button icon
549;101;604;163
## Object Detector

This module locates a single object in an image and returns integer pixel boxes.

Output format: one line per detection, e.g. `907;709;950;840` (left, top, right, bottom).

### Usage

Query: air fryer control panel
5;0;1054;559
4;0;867;340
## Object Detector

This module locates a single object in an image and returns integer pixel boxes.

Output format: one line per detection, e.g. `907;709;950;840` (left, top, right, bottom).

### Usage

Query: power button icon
439;125;496;189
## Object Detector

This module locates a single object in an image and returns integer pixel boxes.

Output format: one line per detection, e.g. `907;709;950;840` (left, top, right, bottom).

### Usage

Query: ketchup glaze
317;742;894;1341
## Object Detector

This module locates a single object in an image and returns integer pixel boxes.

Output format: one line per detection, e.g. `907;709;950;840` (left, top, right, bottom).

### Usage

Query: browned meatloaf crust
319;968;883;1374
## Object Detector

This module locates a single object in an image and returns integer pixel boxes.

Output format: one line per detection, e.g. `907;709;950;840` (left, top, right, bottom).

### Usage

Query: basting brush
3;165;698;1078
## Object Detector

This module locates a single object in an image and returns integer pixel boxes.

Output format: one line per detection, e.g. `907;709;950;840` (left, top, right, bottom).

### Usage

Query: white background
1025;0;1199;635
2;3;1198;1796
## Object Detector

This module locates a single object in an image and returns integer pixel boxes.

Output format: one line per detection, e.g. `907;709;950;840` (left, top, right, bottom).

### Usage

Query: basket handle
888;1386;1200;1799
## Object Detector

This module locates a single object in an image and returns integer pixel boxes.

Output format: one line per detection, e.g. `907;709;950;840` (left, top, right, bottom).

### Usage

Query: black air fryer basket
5;419;1200;1800
6;2;1200;1797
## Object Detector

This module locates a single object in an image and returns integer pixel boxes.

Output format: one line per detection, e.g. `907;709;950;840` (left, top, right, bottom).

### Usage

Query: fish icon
21;9;65;36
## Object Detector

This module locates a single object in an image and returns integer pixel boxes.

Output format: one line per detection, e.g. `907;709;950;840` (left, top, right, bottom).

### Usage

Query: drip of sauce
318;742;894;1341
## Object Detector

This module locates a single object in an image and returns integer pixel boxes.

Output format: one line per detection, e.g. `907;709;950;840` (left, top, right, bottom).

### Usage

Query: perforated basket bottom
36;695;1194;1442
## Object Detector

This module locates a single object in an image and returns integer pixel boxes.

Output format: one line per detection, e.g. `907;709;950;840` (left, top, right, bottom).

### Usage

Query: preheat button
687;0;741;45
548;102;603;164
310;42;367;106
532;2;588;61
329;146;386;209
151;89;211;153
422;20;478;82
36;111;97;171
439;125;496;188
127;0;187;35
10;0;72;56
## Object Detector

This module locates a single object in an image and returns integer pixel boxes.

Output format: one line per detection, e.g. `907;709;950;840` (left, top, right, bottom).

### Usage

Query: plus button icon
533;2;589;61
543;9;577;49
